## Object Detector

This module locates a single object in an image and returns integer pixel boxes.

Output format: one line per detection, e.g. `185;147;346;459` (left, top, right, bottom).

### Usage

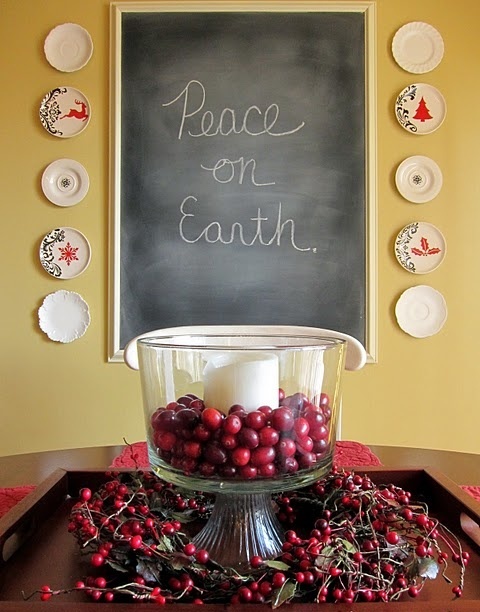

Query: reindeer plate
39;87;91;138
39;227;91;279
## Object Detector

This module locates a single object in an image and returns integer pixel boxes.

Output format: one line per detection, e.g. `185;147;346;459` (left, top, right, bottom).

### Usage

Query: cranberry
293;417;310;439
258;405;273;418
271;407;294;432
296;436;314;453
153;430;177;452
245;410;267;430
223;414;242;435
220;434;238;450
304;410;325;428
239;464;258;479
238;427;260;449
229;404;245;414
258;426;280;446
259;462;276;477
201;407;224;431
175;408;199;429
177;395;194;407
184;440;202;458
279;456;298;473
203;442;227;465
250;446;276;466
276;438;296;457
310;425;329;441
151;408;176;431
231;446;251;466
193;423;211;442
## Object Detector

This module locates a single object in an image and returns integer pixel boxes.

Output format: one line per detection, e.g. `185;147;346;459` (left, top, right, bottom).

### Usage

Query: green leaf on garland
106;558;129;573
265;560;290;571
314;545;335;569
339;538;357;554
418;557;439;579
272;581;296;609
156;534;175;552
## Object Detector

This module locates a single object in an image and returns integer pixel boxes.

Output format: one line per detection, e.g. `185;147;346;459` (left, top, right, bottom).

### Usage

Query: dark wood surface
0;444;479;487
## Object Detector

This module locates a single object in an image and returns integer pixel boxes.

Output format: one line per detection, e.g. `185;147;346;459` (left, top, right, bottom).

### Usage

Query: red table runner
1;441;479;519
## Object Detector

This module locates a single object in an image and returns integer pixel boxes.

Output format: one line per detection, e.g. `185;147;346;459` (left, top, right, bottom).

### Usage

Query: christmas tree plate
395;155;443;203
44;23;93;72
392;22;444;74
395;285;447;338
39;87;91;138
394;221;446;274
395;83;446;134
41;158;89;207
39;227;91;279
38;290;91;343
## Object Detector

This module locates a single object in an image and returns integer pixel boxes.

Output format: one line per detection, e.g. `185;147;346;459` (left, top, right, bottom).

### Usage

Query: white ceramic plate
44;23;93;72
39;227;91;279
395;83;446;134
41;158;89;206
392;22;444;74
395;285;447;338
394;222;446;274
39;87;91;138
38;290;90;343
395;156;443;203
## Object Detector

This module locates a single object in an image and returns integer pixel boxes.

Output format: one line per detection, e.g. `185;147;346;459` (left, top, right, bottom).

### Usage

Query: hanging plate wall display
392;22;444;74
38;290;91;343
395;155;443;203
395;83;446;134
39;227;91;279
39;87;91;137
395;285;447;338
44;23;93;72
394;221;446;274
41;158;89;206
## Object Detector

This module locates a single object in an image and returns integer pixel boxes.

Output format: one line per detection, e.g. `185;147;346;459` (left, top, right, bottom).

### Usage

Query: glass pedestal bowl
136;333;346;568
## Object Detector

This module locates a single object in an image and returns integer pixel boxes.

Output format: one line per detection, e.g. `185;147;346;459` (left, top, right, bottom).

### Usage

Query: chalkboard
110;3;376;361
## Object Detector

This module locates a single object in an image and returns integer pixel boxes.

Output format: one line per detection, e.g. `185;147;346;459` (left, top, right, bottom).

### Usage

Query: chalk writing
201;157;275;186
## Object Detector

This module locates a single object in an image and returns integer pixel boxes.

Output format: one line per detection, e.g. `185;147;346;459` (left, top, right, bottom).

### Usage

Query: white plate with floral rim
395;83;446;135
395;156;443;203
39;227;91;279
41;158;89;206
392;22;444;74
394;222;446;274
39;87;91;138
44;23;93;72
38;290;91;343
395;285;447;338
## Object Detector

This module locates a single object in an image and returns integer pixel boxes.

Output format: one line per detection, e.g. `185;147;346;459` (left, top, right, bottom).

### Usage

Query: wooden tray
0;467;480;611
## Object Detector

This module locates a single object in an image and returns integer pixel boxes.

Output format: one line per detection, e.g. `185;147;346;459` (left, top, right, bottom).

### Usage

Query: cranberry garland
30;468;468;605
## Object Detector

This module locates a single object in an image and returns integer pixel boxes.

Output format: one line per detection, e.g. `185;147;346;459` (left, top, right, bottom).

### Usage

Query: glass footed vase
136;332;346;568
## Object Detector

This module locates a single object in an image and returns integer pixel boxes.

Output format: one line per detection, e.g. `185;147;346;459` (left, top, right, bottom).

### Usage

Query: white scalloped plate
41;158;89;206
395;83;446;135
392;22;444;74
39;227;91;279
395;156;443;203
44;23;93;72
39;87;91;138
38;290;90;343
394;222;446;274
395;285;447;338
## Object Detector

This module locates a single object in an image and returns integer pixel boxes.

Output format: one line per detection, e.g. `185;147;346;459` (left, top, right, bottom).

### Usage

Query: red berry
245;410;267;430
271;407;294;432
293;417;310;439
130;535;143;549
91;553;105;567
201;407;224;430
231;446;251;466
408;586;420;598
223;414;242;435
258;426;280;446
272;572;286;588
250;555;263;568
385;531;399;545
195;549;210;564
250;446;276;466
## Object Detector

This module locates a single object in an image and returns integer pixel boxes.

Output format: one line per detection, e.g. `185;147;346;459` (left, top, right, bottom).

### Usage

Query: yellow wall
1;0;479;457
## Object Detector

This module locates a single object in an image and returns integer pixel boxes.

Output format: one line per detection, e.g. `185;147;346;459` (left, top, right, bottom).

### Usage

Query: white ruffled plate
395;285;447;338
44;23;93;72
394;222;446;274
39;227;91;279
38;290;90;343
395;83;446;135
41;158;89;206
395;156;443;203
392;22;444;74
39;87;91;138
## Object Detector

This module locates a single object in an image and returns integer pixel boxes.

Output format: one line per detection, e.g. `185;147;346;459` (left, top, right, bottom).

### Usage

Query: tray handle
460;512;480;548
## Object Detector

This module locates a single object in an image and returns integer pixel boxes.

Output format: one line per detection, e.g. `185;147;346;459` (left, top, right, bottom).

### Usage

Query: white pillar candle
203;352;279;414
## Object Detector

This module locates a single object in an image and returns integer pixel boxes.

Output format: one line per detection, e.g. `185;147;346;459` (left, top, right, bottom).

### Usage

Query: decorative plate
38;290;90;343
44;23;93;72
395;285;447;338
41;158;89;206
395;83;446;135
39;227;91;279
392;22;444;74
39;87;91;138
394;222;446;274
395;156;443;203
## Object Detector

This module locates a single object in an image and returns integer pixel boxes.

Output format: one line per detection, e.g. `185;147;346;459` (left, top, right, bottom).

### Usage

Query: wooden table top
0;443;479;488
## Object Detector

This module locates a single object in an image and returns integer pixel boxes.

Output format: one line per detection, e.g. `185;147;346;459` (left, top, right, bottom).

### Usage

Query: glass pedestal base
193;492;284;568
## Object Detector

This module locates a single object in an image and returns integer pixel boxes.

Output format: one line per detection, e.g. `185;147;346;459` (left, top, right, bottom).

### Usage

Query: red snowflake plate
395;83;446;134
38;290;90;343
39;227;91;279
394;221;446;274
